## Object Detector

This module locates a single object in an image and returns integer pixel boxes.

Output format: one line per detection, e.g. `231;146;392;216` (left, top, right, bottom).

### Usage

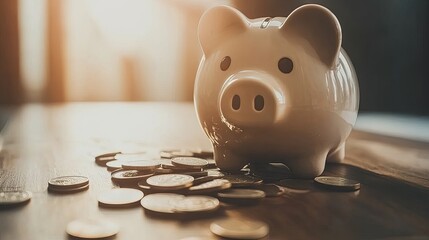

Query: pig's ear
282;4;341;69
198;6;248;55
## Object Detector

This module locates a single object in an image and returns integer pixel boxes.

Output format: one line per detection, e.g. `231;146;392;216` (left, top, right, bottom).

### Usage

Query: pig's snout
219;72;286;127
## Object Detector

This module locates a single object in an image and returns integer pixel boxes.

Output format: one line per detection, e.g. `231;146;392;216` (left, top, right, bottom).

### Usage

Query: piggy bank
194;4;359;178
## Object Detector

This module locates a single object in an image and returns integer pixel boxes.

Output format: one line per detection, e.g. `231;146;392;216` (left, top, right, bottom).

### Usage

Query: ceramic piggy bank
194;4;359;178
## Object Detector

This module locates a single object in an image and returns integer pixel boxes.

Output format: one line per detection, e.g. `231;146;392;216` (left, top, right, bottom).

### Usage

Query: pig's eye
278;57;293;74
220;56;231;71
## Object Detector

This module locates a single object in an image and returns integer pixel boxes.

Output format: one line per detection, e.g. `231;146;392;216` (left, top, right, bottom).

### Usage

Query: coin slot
254;95;264;111
232;95;240;110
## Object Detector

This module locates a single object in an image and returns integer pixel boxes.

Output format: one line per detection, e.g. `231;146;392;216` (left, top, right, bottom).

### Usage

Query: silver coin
221;175;263;187
121;160;161;171
210;219;269;239
98;188;144;207
173;196;219;213
146;174;194;190
0;190;32;206
217;189;266;200
140;193;185;213
66;218;119;239
48;176;89;189
172;157;209;168
314;176;360;191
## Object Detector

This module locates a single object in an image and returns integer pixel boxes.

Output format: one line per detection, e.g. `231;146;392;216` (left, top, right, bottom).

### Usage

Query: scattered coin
154;168;174;174
146;174;194;190
222;175;263;187
111;169;153;183
191;149;214;159
172;157;209;169
48;176;89;189
160;149;195;159
66;218;119;239
188;179;231;194
173;196;219;213
106;160;124;171
162;162;202;171
314;176;360;191
121;160;161;171
140;193;186;213
179;171;208;178
95;152;120;166
210;219;269;239
255;184;285;197
114;152;147;161
207;170;225;177
192;176;222;185
98;188;144;207
217;189;266;200
0;190;32;206
205;159;217;168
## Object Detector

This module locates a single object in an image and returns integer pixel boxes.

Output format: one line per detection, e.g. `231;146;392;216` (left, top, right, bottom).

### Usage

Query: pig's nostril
254;95;264;111
232;95;241;110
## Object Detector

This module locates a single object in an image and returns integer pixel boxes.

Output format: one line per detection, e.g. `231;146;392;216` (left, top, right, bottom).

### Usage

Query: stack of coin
48;176;89;193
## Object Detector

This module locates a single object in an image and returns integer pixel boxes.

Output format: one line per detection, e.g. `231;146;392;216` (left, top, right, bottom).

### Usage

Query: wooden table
0;103;428;240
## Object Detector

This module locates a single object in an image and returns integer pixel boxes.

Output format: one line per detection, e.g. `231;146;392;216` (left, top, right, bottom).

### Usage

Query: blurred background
0;0;428;114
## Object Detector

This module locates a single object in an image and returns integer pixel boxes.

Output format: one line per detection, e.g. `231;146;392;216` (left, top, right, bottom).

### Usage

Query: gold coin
188;179;231;194
66;218;119;239
140;193;186;213
210;219;269;239
172;196;219;213
217;189;266;200
97;188;144;207
146;174;194;190
314;176;360;191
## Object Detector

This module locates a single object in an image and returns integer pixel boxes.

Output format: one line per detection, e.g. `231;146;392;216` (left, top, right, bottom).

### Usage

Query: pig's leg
326;143;345;163
286;153;327;178
213;146;248;172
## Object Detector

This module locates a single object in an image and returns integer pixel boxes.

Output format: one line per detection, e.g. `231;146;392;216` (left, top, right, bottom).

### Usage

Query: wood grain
0;103;428;240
